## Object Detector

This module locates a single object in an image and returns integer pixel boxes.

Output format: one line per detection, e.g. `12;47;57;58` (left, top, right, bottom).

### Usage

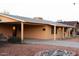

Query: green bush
8;36;21;43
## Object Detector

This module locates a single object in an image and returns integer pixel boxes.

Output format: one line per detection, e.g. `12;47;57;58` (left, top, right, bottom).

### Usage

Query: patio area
24;37;79;49
0;37;79;56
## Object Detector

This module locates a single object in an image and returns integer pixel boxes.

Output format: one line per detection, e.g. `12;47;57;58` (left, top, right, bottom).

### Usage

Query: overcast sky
0;0;79;21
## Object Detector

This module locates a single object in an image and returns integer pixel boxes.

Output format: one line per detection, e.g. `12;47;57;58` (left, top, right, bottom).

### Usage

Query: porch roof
0;13;75;28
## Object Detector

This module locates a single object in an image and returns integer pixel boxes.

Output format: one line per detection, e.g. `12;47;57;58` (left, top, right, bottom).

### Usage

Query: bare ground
0;37;79;56
0;43;79;56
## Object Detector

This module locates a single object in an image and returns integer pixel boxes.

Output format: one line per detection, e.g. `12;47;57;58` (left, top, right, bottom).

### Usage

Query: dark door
12;25;17;37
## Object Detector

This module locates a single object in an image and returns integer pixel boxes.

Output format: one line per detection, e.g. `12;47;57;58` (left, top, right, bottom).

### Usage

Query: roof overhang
0;13;24;22
0;13;75;28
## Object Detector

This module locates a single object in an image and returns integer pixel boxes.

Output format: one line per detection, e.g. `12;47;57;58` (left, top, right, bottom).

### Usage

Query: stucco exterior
0;15;18;39
0;23;74;40
0;23;12;39
0;14;76;41
17;25;51;39
16;24;71;40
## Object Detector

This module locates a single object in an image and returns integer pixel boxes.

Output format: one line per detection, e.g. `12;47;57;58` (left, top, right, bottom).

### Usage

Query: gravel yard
0;43;79;56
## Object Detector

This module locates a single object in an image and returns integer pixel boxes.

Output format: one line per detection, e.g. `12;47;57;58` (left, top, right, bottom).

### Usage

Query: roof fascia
0;14;24;22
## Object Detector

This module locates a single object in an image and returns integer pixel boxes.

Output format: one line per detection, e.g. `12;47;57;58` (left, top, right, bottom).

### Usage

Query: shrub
8;36;21;43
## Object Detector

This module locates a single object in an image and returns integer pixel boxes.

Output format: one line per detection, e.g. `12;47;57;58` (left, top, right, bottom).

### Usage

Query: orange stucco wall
17;24;65;40
17;25;50;39
0;22;69;40
0;23;71;40
47;26;64;39
56;27;64;39
17;24;73;40
0;23;13;39
17;24;52;39
64;28;71;38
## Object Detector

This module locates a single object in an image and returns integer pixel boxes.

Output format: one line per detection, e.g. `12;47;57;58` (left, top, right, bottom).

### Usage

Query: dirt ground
0;43;79;56
0;37;79;56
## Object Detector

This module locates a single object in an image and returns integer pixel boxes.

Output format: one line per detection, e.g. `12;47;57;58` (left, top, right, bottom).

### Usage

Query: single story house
59;21;79;35
0;13;75;43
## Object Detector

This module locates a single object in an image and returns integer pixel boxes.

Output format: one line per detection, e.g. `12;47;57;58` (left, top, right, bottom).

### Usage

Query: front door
12;25;17;37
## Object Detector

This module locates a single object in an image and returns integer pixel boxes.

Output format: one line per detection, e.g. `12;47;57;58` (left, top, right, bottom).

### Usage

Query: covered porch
53;26;76;40
0;22;51;43
0;14;76;43
0;22;76;43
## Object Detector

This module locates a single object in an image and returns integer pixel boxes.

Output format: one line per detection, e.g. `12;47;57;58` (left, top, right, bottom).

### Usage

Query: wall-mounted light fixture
12;26;16;30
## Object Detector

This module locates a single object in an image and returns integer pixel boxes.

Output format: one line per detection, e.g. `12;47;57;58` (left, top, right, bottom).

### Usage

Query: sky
0;0;79;21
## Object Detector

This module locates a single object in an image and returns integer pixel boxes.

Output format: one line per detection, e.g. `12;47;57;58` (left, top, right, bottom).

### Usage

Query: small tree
0;10;10;14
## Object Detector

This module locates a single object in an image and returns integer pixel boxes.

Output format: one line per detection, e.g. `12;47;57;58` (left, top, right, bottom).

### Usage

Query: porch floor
24;38;79;48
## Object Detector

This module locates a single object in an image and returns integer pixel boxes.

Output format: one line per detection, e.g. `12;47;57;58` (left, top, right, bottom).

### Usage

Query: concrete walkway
24;39;79;48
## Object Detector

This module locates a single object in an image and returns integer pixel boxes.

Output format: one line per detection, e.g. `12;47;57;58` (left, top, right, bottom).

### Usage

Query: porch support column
54;25;56;40
68;28;71;38
73;28;76;37
62;27;65;39
21;22;24;43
